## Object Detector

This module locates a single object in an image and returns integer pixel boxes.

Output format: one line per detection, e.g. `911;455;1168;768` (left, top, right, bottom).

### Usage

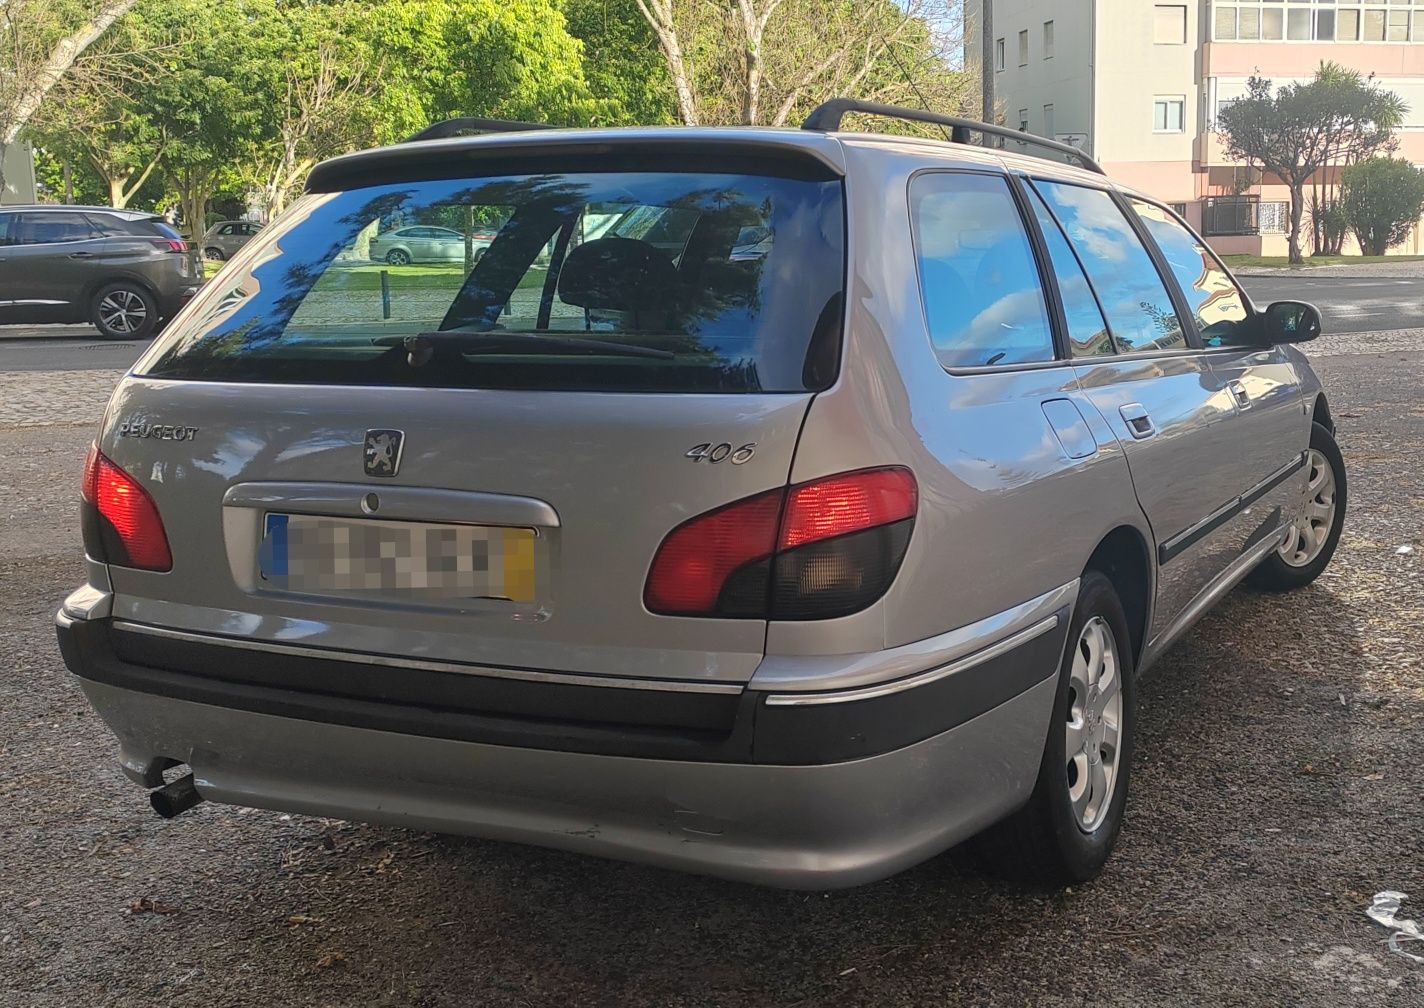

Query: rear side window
1025;188;1113;357
1033;181;1187;353
1131;200;1251;347
143;170;844;393
910;172;1053;368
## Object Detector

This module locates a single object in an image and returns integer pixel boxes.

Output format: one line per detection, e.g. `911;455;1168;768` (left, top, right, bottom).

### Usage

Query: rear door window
1033;181;1187;353
143;170;845;393
11;212;98;245
1025;188;1114;357
910;172;1054;368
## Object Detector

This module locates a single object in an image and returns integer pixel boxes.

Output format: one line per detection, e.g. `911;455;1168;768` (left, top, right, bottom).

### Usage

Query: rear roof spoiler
306;129;846;192
801;98;1106;176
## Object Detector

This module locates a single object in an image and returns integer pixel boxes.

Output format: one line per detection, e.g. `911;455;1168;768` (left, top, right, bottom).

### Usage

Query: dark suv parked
0;206;203;339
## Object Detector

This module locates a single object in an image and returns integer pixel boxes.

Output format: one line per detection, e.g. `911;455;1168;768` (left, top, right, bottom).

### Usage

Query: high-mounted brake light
644;467;917;621
81;443;172;572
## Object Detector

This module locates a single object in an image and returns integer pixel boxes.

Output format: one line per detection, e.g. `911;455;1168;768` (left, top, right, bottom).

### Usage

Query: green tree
1217;62;1406;265
561;0;674;124
1340;156;1424;256
633;0;971;127
0;0;140;192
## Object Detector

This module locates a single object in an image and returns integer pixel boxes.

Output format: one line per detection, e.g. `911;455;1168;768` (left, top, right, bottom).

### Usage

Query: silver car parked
58;104;1345;889
199;220;261;261
367;224;491;265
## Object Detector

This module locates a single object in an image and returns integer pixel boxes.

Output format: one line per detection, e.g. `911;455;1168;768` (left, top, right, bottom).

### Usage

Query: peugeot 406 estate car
57;102;1345;889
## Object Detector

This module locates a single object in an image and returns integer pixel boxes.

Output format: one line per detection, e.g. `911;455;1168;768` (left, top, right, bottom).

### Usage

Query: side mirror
1262;300;1322;344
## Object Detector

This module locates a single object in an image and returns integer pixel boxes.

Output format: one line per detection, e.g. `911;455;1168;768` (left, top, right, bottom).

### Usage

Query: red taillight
780;468;917;550
644;490;782;615
82;446;172;571
152;239;189;253
644;467;917;619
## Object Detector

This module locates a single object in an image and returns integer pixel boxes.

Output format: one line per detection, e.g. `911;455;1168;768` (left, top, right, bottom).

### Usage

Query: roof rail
404;117;556;143
800;98;1105;176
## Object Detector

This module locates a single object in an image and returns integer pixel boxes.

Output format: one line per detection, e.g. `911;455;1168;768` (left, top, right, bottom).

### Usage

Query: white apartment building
966;0;1424;255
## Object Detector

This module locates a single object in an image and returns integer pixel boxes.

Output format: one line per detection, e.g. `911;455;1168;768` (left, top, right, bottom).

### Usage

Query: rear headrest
557;236;677;312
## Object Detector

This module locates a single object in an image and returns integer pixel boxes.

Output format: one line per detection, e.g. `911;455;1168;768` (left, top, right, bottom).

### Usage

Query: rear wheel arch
1312;392;1335;434
1083;526;1151;669
80;272;159;310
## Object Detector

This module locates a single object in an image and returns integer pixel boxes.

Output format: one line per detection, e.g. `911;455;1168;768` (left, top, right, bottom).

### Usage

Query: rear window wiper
376;329;676;363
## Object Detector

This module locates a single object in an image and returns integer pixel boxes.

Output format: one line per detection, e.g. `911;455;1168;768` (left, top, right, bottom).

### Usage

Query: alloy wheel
1279;448;1337;568
98;289;148;335
1065;616;1123;833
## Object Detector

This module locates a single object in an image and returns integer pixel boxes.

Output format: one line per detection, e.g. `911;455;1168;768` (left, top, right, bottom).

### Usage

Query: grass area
1221;253;1424;269
306;262;546;292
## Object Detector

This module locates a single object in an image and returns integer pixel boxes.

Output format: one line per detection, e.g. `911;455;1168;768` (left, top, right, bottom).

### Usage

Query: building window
1153;97;1186;133
1212;3;1424;43
1019;108;1030;132
1154;5;1187;45
1043;103;1056;137
1044;20;1055;58
995;37;1005;71
1168;202;1189;219
1018;30;1029;66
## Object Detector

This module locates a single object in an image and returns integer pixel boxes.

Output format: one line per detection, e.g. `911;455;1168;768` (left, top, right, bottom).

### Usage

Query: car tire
971;569;1135;887
90;283;159;340
386;249;411;266
204;247;226;261
1247;422;1346;592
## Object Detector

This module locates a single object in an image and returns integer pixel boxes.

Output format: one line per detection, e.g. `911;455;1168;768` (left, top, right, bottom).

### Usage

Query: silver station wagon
58;101;1345;889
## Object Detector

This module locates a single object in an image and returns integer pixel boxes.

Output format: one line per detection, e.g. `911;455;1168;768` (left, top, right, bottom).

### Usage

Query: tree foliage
1340;156;1424;256
633;0;971;127
0;0;140;191
1216;62;1406;264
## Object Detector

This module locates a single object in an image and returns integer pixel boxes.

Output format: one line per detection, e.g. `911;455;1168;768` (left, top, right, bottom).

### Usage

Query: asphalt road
1;338;1421;1005
2;272;1420;374
1244;275;1424;333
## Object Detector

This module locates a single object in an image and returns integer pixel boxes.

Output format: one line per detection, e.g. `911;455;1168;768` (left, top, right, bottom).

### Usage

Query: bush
1340;156;1424;256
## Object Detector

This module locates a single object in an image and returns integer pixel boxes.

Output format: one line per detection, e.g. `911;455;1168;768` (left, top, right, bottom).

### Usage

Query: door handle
1119;403;1156;439
68;251;94;259
1229;379;1251;409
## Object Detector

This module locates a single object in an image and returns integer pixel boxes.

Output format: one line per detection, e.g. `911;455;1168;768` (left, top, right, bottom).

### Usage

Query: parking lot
1;328;1421;1006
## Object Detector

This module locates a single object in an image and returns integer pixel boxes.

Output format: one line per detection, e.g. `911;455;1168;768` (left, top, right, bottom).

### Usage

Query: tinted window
143;170;845;393
86;214;132;237
1026;188;1113;357
1132;200;1251;347
0;213;16;246
218;224;237;235
910;172;1053;368
1034;181;1186;353
11;212;97;245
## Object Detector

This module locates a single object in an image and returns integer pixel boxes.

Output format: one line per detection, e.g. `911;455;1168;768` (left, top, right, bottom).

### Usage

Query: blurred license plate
260;513;536;601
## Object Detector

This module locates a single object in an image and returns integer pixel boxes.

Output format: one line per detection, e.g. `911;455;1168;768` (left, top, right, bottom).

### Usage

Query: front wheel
972;569;1136;886
203;246;226;261
1247;422;1346;592
90;283;158;340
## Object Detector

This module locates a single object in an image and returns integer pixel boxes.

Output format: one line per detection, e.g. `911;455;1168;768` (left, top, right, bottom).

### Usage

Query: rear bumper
57;605;1066;888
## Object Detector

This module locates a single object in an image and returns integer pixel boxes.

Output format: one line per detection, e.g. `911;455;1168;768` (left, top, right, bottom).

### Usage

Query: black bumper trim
59;611;1067;766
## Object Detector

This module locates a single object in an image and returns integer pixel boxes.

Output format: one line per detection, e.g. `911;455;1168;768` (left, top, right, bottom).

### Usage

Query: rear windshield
143;170;845;393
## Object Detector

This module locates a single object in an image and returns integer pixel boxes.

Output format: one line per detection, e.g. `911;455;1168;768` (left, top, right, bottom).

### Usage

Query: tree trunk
0;0;140;148
634;0;698;125
1287;183;1306;265
108;176;127;208
63;159;74;202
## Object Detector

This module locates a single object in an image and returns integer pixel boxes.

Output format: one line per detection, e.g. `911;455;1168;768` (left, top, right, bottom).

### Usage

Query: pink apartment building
967;0;1424;255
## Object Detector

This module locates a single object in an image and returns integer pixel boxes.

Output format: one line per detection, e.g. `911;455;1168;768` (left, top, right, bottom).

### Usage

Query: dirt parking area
1;344;1421;1007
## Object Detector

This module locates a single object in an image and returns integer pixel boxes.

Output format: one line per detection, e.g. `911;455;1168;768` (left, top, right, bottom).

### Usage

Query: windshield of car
142;170;845;393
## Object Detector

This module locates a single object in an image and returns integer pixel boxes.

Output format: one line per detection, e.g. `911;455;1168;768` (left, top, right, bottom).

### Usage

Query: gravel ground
1234;259;1424;278
1;344;1422;1007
